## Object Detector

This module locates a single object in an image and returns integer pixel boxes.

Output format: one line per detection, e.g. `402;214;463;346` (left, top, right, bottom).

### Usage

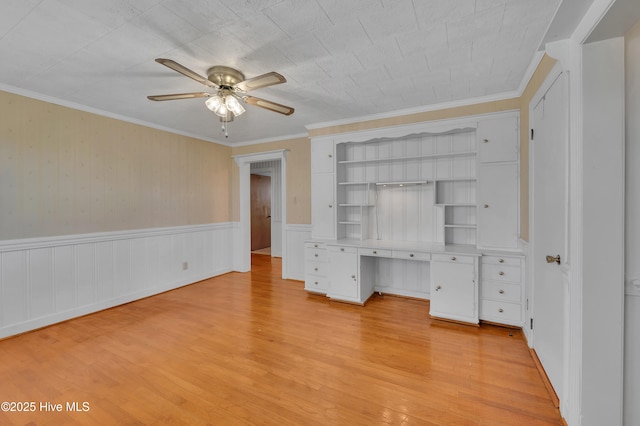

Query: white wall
582;36;625;426
625;21;640;426
0;223;234;339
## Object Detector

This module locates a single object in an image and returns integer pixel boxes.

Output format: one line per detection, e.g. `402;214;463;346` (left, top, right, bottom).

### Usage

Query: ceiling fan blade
244;96;294;115
235;72;286;92
155;58;218;89
147;92;210;101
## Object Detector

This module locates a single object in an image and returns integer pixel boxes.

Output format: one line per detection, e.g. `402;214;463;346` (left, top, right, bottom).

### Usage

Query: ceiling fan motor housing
207;66;245;88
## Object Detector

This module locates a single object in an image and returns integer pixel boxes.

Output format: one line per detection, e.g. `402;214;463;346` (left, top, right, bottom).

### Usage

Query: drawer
431;253;475;264
481;255;521;267
481;281;521;302
392;250;430;261
305;260;328;276
305;275;328;292
482;264;521;283
305;242;326;250
305;247;327;262
327;245;358;254
359;247;392;257
480;299;522;324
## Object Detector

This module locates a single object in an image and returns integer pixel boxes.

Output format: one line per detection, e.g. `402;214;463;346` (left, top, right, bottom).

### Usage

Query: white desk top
308;239;524;257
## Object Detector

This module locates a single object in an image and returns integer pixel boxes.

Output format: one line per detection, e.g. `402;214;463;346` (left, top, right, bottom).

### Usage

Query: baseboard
529;348;560;408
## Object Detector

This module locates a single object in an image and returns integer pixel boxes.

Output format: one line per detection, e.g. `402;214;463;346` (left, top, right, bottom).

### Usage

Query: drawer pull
498;289;504;294
351;275;356;281
435;285;442;291
314;268;318;272
340;248;344;252
328;154;332;158
499;258;504;263
314;281;318;285
314;254;318;257
483;138;489;143
451;256;456;261
498;308;504;313
409;253;414;258
373;250;377;254
484;204;489;208
328;204;333;208
314;244;318;248
499;271;505;276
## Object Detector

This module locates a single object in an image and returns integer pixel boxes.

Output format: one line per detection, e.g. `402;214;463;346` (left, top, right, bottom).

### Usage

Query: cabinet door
311;139;335;173
477;116;519;163
327;248;358;300
430;260;477;323
477;163;518;249
311;172;335;239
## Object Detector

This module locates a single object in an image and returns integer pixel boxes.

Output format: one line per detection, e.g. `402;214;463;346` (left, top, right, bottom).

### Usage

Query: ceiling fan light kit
148;58;294;138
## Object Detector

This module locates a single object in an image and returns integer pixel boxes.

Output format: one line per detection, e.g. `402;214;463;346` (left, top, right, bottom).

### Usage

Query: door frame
233;149;287;276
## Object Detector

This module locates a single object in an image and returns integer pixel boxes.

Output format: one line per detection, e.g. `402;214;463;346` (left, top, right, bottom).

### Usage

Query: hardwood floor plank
0;254;563;425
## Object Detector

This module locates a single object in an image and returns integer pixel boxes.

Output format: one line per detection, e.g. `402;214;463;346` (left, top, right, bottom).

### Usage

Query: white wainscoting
284;224;311;281
0;223;234;339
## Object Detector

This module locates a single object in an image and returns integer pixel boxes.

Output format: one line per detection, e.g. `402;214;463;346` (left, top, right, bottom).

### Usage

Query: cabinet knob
498;308;504;313
435;285;442;291
484;204;489;208
351;275;356;281
409;253;414;258
328;204;333;208
314;281;318;285
314;254;318;257
499;289;505;294
314;244;318;248
328;154;332;158
373;250;377;254
340;248;344;252
499;258;504;263
314;268;318;272
499;271;505;276
483;138;489;143
451;256;456;261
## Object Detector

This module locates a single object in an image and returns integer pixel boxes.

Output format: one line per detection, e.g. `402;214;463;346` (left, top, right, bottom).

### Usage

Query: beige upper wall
0;90;232;240
230;137;311;224
518;54;557;242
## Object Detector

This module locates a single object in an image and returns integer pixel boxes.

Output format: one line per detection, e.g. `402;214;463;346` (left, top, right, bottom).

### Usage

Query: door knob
546;254;561;265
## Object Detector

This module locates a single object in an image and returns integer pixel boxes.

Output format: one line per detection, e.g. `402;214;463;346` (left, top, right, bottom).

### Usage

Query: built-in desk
305;239;525;327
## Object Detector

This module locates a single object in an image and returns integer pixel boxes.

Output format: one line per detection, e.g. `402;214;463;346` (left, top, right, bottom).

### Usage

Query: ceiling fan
148;58;294;137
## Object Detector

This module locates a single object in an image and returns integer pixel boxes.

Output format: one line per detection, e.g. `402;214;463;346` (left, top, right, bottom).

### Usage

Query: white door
531;71;568;401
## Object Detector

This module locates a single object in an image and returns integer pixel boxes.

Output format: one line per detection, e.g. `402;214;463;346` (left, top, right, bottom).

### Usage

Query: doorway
233;149;288;277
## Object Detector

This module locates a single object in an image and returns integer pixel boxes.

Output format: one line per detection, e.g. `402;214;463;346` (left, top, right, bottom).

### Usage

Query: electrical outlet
182;261;189;270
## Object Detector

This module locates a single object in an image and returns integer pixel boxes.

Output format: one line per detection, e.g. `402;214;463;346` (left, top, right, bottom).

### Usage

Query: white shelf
339;204;375;207
339;221;362;225
338;150;476;165
435;203;476;207
444;224;477;229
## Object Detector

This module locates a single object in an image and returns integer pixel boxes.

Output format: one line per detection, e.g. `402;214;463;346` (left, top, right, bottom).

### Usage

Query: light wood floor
0;255;563;425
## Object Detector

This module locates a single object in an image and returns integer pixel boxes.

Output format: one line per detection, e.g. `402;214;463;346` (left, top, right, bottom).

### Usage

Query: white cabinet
326;246;361;302
430;254;478;324
304;242;328;294
311;172;336;240
477;116;519;163
311;139;335;173
477;163;519;249
479;254;524;326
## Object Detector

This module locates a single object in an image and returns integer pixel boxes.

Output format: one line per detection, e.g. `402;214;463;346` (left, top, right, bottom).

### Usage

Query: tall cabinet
307;112;525;327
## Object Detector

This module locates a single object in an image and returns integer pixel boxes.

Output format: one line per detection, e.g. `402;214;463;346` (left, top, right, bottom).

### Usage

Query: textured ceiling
0;0;563;145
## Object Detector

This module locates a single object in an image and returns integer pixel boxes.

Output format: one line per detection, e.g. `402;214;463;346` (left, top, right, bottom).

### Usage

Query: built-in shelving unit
334;130;477;243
